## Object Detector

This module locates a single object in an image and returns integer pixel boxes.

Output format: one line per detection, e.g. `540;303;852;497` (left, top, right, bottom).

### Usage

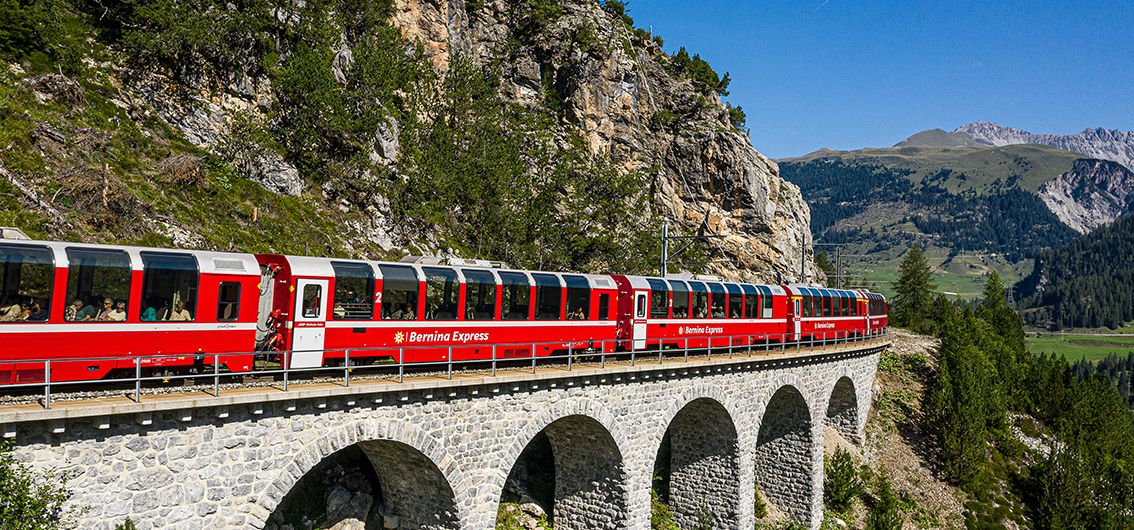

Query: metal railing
2;328;890;409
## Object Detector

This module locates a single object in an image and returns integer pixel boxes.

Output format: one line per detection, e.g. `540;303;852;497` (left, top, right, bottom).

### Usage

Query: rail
2;328;889;410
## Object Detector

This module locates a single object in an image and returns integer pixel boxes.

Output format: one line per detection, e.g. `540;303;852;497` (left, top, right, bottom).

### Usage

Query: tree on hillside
980;271;1006;311
815;250;836;279
892;245;936;333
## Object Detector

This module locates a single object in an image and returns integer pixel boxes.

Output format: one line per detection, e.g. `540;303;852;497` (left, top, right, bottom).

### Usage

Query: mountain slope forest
0;0;818;280
778;128;1134;298
1017;214;1134;330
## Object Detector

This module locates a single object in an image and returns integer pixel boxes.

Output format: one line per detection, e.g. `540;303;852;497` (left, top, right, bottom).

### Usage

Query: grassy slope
837;243;1031;300
786;143;1078;194
1025;333;1134;362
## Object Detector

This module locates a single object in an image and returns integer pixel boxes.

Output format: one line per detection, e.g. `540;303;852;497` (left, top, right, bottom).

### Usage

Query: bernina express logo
393;330;490;344
678;325;724;335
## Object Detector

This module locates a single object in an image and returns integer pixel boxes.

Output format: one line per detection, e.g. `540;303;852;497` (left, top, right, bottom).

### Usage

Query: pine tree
892;245;936;333
980;271;1006;311
866;475;903;530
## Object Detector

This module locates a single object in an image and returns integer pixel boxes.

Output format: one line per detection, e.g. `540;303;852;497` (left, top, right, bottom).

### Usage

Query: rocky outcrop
956;121;1134;171
109;0;815;281
1038;158;1134;233
387;0;817;282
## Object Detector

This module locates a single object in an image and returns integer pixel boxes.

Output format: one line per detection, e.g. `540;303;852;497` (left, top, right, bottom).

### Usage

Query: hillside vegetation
1018;215;1134;330
2;0;809;278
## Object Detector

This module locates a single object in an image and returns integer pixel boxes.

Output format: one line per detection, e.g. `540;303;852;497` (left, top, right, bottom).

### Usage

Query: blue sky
627;1;1134;158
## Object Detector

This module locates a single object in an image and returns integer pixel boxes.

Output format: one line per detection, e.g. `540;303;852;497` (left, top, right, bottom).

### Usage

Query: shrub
866;476;903;530
824;448;865;512
0;439;77;529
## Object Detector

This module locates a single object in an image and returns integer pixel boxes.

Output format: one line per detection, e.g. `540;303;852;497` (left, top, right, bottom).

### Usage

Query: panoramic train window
597;293;611;320
423;267;459;320
800;295;811;317
379;265;418;320
742;285;759;319
64;248;132;323
823;294;833;317
708;283;726;318
670;280;690;318
216;282;241;321
725;284;742;319
762;293;774;319
0;244;53;322
689;282;709;319
463;269;496;320
301;284;322;318
563;275;590;320
500;272;530;320
532;273;561;320
140;252;199;322
647;278;669;319
331;262;374;320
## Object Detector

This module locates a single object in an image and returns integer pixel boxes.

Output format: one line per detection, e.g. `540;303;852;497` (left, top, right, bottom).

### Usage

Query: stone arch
754;383;815;525
825;375;860;443
657;396;743;529
255;419;465;529
495;398;632;530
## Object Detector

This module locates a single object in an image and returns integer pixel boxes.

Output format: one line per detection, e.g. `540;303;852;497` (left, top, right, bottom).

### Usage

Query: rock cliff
1038;159;1134;234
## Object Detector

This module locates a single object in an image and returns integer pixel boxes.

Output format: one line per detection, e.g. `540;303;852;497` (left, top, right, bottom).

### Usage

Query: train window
216;282;241;321
802;295;812;317
301;284;322;318
689;281;709;319
463;269;496;320
762;293;774;319
64;248;132;322
597;293;611;320
740;285;758;319
140;252;198;322
708;283;726;318
331;262;374;320
0;244;53;323
823;295;833;317
563;275;590;320
647;278;669;319
670;280;690;319
500;272;530;320
745;295;759;319
423;267;459;320
379;265;418;320
842;296;850;316
726;285;742;319
532;273;561;320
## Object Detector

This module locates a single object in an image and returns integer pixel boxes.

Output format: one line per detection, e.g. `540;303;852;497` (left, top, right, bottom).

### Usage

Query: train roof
275;254;618;289
622;275;788;296
1;239;260;275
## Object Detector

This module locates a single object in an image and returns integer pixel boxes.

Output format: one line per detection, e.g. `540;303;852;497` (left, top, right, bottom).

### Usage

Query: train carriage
613;275;790;351
0;240;260;384
785;285;890;342
255;254;621;368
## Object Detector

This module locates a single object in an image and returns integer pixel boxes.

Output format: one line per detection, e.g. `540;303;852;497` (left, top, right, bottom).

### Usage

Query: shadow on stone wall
754;385;813;524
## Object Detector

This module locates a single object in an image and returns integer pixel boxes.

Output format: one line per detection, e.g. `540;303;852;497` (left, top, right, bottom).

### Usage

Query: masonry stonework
5;349;880;530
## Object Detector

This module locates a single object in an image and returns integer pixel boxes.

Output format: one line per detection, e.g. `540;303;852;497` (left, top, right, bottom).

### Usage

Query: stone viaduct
1;343;882;530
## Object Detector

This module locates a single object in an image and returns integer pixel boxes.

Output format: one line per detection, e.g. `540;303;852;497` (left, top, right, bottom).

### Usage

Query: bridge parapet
2;337;887;530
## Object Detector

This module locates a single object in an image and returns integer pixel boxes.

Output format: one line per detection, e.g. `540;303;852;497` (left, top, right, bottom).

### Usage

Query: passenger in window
65;299;82;321
77;301;97;321
141;303;157;322
96;298;114;321
333;303;346;319
0;298;21;321
27;301;48;321
695;303;707;318
392;302;415;320
108;302;127;322
168;301;192;321
568;307;585;320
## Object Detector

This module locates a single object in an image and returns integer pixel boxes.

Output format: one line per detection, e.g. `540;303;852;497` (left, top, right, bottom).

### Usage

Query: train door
791;297;802;342
291;278;328;368
633;290;648;350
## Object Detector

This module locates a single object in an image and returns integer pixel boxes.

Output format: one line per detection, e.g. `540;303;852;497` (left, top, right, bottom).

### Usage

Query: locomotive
0;239;888;384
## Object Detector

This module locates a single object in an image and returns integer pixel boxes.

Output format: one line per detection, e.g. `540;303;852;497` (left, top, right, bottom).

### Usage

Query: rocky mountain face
955;121;1134;171
385;0;817;281
0;0;817;282
1038;159;1134;233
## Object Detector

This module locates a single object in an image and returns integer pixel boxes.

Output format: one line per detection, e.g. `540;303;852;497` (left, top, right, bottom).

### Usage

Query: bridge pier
1;346;883;530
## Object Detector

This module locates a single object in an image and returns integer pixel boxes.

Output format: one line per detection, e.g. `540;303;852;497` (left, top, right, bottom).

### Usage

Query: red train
0;239;888;384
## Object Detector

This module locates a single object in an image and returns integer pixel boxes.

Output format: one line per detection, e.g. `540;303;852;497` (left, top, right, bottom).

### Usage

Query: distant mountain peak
952;122;1134;170
894;128;991;148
